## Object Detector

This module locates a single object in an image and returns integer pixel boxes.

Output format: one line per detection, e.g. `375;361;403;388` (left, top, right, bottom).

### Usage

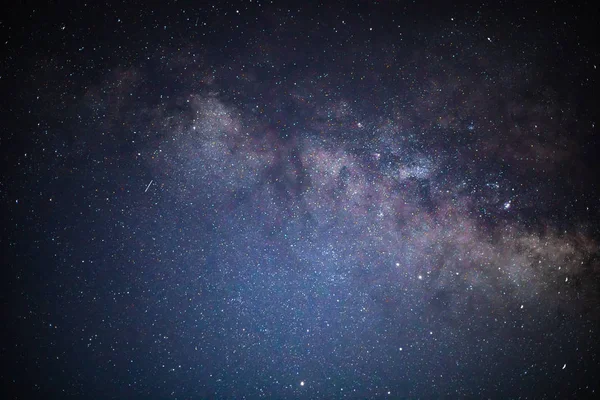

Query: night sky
2;1;600;399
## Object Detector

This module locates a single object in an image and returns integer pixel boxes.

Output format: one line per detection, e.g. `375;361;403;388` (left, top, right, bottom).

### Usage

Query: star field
2;1;600;399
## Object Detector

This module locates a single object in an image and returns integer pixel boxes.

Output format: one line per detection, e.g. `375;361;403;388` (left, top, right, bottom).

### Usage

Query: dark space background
1;1;599;399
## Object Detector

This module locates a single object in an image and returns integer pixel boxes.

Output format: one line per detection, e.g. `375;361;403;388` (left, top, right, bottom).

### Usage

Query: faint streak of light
145;180;153;193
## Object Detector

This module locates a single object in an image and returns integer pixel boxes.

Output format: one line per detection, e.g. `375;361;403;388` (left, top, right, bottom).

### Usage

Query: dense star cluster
2;1;599;399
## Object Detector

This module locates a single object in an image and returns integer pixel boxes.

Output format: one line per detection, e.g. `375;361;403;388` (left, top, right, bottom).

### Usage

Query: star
4;2;599;399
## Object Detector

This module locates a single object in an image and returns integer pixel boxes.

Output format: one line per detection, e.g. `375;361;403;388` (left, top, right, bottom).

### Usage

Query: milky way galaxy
3;1;600;399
